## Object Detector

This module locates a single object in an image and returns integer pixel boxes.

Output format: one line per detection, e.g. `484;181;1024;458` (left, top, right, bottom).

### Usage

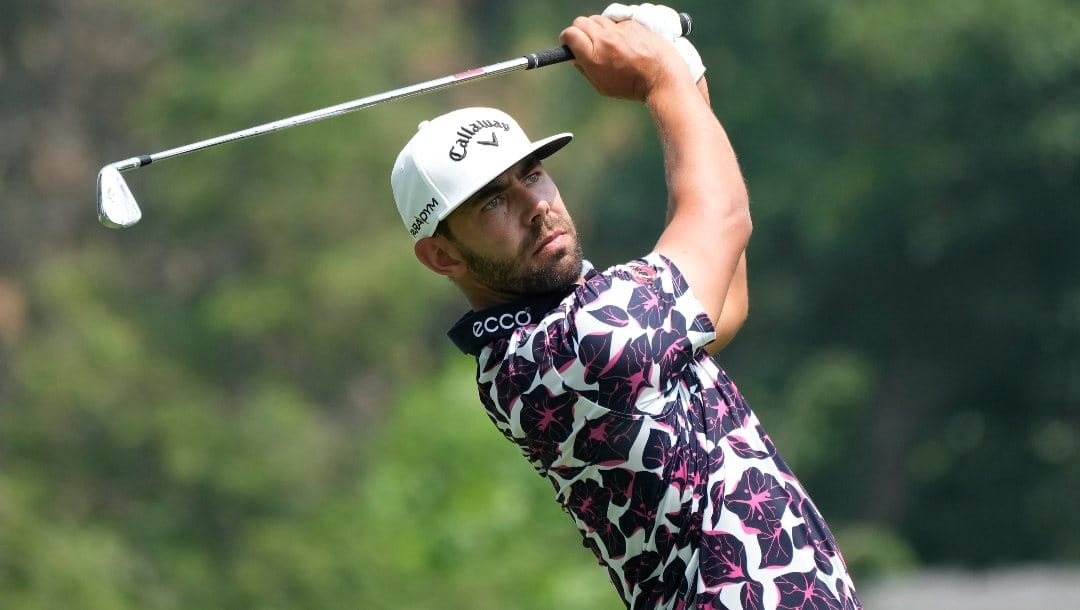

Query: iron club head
97;164;142;228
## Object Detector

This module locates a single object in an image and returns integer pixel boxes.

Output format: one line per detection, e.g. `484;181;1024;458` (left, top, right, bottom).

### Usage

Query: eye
481;195;504;212
523;171;541;186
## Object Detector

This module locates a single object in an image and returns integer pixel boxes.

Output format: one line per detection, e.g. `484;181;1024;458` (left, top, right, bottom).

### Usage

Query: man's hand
559;16;690;102
602;3;684;39
602;3;706;82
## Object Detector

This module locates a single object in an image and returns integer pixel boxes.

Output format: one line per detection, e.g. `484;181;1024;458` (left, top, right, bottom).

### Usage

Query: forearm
649;75;752;323
649;76;746;228
658;77;750;352
665;74;712;222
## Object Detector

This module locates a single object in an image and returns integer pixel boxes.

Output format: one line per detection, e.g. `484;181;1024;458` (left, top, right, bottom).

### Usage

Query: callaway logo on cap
391;107;572;241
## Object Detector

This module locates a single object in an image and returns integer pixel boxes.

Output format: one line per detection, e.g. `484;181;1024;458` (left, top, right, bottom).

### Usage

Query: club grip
526;45;575;69
526;11;692;69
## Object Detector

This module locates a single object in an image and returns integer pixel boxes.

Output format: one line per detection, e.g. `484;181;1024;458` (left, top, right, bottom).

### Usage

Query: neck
460;275;586;311
463;282;524;311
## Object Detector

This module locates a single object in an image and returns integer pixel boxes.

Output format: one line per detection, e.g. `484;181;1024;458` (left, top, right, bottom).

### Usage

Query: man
390;5;861;609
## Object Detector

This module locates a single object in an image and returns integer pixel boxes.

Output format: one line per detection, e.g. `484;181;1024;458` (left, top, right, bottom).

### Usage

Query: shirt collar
446;260;596;356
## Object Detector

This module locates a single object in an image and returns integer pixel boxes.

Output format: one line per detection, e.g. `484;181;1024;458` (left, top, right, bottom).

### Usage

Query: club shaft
109;11;690;173
116;57;538;171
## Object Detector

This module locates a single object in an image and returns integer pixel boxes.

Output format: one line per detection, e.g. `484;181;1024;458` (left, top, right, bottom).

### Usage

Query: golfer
391;5;861;609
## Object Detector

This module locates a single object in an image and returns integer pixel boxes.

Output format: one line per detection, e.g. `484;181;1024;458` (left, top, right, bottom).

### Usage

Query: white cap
391;107;572;241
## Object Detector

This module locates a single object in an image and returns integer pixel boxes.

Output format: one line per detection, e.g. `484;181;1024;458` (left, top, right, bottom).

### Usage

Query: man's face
441;157;583;297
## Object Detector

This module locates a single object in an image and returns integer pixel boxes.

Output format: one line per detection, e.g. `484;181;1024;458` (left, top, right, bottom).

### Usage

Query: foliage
1;0;1077;606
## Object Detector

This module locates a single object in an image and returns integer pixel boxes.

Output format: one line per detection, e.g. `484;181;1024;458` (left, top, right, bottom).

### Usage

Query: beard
452;219;584;296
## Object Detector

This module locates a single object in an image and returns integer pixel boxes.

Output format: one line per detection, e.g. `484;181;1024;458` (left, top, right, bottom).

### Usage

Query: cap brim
529;132;574;163
439;132;573;226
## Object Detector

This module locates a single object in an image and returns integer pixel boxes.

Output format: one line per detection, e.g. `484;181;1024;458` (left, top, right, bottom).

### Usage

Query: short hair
433;219;455;241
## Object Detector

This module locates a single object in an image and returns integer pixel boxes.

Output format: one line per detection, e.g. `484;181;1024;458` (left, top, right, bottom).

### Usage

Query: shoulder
573;253;709;331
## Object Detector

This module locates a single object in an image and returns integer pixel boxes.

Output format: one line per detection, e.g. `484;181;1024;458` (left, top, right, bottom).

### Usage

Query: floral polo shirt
448;253;861;610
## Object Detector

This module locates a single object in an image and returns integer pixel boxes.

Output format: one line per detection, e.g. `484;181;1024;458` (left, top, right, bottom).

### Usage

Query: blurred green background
1;0;1078;607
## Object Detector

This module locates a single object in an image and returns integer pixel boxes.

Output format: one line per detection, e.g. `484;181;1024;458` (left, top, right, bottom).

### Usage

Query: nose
520;187;551;226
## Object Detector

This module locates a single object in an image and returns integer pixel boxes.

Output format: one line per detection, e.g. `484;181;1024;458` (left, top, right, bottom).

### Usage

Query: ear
414;236;466;278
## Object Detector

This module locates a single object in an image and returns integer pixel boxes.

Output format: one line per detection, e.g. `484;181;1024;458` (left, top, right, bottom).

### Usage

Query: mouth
533;230;566;256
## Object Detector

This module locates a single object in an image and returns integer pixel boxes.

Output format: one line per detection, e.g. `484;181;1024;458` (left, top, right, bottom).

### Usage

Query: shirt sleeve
536;253;717;414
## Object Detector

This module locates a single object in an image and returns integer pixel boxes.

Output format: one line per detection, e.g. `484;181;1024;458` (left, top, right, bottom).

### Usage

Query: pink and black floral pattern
453;254;861;609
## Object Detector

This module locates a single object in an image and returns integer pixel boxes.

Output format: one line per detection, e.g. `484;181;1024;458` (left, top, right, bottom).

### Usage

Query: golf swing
99;3;863;607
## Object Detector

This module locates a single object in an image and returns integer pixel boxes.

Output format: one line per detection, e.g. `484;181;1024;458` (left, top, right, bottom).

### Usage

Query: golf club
97;13;692;229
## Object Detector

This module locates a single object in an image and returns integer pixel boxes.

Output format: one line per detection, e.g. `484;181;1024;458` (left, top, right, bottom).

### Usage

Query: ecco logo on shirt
473;309;532;337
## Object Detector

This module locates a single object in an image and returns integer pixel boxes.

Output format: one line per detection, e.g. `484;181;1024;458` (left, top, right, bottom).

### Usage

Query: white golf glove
602;3;706;83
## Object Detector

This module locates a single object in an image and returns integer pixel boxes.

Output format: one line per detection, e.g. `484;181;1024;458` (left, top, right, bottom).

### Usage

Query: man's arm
680;75;749;354
706;252;747;353
561;17;752;339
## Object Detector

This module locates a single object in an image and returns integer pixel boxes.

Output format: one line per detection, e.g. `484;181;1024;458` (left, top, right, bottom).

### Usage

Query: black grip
525;12;692;70
526;45;574;69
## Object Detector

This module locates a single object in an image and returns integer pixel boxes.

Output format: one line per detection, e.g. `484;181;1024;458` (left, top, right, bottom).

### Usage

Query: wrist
644;71;702;111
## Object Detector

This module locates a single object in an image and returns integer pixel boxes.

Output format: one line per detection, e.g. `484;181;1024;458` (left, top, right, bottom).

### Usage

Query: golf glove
602;3;706;82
